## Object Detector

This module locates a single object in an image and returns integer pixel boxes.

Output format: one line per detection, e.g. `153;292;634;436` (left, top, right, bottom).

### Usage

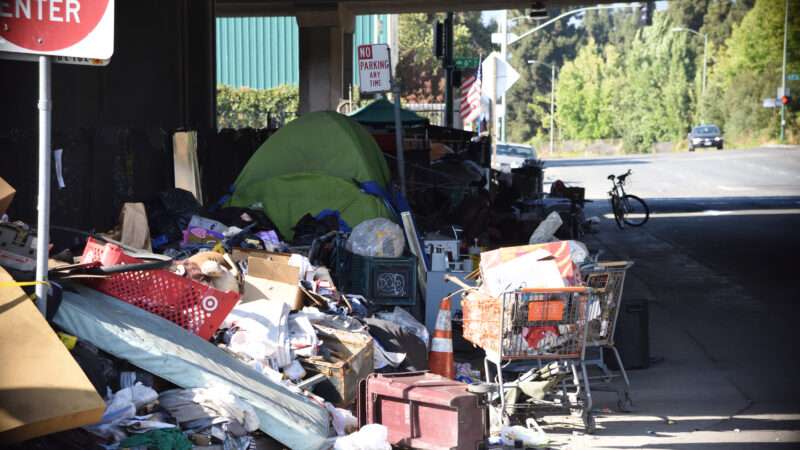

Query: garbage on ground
528;210;563;244
346;218;405;257
334;424;391;450
0;111;639;449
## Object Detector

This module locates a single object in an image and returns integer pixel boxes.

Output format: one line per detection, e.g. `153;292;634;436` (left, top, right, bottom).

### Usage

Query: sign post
358;43;407;196
1;0;114;315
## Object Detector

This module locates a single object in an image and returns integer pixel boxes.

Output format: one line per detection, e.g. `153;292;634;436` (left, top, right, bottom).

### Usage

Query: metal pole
392;84;407;196
701;33;708;97
35;55;52;315
780;0;788;142
443;12;454;128
550;64;555;157
500;9;508;143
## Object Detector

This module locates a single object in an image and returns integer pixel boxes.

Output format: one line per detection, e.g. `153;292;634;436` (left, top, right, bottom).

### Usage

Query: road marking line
603;208;800;219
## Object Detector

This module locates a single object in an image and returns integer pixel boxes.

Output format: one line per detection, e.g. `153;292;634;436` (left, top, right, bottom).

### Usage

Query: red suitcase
358;372;487;450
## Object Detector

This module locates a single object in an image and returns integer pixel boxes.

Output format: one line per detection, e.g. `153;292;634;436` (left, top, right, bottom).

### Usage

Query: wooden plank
0;269;105;444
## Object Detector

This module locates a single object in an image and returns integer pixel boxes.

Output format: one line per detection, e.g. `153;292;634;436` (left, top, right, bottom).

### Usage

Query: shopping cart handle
519;286;590;294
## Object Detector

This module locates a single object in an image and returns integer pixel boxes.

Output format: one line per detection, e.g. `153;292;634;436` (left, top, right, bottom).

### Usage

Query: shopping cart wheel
582;411;596;434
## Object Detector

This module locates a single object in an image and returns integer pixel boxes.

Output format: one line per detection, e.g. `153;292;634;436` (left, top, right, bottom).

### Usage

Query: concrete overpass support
297;8;354;113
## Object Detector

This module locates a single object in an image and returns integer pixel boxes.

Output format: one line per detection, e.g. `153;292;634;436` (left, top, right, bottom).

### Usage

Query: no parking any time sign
358;43;392;94
0;0;114;59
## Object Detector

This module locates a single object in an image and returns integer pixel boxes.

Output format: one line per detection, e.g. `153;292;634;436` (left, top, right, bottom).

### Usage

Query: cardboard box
0;177;15;216
243;254;305;310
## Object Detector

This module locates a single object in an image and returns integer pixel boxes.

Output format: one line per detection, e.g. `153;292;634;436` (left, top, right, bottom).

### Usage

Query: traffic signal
640;1;654;26
781;95;791;105
433;21;444;59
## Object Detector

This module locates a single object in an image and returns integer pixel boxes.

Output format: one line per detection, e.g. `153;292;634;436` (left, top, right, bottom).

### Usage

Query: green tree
710;0;800;141
505;8;582;143
555;39;615;140
397;13;494;102
216;85;298;129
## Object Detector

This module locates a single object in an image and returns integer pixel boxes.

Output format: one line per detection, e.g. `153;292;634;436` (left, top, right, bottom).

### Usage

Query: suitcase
358;372;487;450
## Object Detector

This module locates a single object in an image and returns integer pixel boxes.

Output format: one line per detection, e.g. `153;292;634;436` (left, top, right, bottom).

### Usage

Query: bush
217;84;299;129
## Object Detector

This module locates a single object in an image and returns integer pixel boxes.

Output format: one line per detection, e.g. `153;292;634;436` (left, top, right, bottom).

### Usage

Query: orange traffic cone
428;295;455;379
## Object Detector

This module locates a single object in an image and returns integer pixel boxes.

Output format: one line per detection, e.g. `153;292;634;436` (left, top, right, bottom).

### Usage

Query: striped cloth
459;64;482;123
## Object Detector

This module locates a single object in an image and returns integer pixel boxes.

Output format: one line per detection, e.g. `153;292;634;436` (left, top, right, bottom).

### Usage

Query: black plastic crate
334;242;417;306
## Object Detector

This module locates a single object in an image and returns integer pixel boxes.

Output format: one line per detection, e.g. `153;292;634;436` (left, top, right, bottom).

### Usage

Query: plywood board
0;269;105;444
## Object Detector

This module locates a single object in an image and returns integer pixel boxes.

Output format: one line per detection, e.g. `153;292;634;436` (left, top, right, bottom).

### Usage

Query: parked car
492;142;538;170
688;124;723;151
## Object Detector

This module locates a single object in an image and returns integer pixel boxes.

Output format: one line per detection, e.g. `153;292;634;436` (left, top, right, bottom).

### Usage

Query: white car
492;142;538;171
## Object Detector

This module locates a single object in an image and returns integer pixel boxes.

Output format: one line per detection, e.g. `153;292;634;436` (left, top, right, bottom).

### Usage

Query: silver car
492;142;538;171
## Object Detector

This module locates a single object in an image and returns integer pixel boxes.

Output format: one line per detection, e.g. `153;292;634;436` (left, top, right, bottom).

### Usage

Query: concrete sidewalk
537;216;800;449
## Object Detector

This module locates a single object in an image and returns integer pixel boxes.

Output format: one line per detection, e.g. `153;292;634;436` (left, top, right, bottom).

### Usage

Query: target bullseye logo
201;296;219;312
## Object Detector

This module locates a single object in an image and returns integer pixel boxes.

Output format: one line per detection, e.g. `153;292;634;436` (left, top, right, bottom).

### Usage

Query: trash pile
0;164;432;449
0;110;633;449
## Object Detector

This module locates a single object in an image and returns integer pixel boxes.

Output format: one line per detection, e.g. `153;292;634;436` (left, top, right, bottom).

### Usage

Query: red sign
0;0;114;59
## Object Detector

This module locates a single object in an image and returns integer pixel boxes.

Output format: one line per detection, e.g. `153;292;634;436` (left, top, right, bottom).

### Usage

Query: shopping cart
581;261;634;411
475;286;597;433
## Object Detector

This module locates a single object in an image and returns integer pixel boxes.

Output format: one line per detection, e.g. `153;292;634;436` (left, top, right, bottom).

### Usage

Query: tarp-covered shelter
230;112;394;239
348;98;429;127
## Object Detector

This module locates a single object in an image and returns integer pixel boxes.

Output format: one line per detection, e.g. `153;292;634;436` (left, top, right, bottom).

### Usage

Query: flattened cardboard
0;176;15;216
0;268;105;444
243;255;304;310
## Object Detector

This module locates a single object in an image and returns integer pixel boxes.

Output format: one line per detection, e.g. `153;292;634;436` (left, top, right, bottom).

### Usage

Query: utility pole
529;60;557;156
443;12;454;128
500;9;508;143
550;63;555;156
781;0;789;142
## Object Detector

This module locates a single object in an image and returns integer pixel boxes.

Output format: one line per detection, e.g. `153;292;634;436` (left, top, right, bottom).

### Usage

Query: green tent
230;173;391;240
229;112;395;239
234;111;391;189
348;98;429;127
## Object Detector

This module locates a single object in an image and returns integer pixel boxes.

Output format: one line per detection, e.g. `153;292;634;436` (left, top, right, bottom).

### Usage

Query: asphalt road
543;146;800;448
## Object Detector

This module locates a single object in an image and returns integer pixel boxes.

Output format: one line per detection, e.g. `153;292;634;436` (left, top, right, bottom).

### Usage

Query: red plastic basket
80;237;239;340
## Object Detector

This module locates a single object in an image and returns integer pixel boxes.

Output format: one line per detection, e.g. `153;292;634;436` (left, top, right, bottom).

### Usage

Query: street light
671;27;708;98
528;60;557;157
499;4;639;143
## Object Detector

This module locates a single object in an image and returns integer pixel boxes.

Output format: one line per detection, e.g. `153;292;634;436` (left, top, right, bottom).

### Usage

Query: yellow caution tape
0;280;50;288
57;332;78;350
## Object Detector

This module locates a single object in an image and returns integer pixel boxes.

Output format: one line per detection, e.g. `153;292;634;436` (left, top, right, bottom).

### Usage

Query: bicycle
607;169;649;229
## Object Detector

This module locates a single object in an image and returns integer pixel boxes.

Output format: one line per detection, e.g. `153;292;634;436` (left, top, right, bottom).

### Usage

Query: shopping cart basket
473;286;597;433
582;261;634;411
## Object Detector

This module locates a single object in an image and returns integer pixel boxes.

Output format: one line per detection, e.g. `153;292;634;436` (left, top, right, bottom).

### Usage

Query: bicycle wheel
621;195;649;227
610;197;624;229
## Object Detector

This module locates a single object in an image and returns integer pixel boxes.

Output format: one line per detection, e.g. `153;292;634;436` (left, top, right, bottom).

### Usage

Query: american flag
459;64;482;124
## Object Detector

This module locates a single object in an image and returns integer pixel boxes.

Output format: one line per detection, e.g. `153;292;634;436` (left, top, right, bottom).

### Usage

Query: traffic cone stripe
428;295;455;378
435;309;452;331
433;329;452;339
431;337;453;353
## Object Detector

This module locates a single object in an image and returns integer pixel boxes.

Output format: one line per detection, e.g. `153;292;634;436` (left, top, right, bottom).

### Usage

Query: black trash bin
607;296;650;370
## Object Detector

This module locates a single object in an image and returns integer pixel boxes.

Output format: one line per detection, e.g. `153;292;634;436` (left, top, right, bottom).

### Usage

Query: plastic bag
376;306;430;348
334;424;391;450
529;211;563;244
346;218;405;257
500;425;548;447
325;403;358;436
